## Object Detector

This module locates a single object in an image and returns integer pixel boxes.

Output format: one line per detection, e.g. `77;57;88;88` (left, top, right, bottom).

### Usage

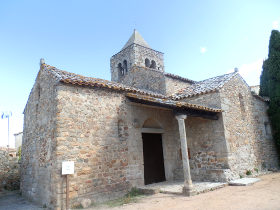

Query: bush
246;170;252;176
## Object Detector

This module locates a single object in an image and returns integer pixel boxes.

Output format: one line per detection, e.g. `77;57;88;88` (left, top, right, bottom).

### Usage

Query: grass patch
104;187;145;207
246;170;252;176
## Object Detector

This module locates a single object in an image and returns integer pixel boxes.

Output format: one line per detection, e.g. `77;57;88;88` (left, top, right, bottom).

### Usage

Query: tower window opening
118;63;124;76
150;60;156;69
145;58;150;68
123;60;128;73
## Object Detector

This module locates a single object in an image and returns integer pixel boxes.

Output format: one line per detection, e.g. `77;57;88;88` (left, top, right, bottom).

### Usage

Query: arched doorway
142;119;166;185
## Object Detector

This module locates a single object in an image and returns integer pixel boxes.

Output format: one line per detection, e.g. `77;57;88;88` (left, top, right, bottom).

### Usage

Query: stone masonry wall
121;66;166;94
134;44;164;71
165;76;192;96
53;84;185;208
219;74;278;177
125;103;181;186
110;44;135;82
21;68;58;208
186;115;230;182
251;96;279;169
53;85;130;209
111;44;164;83
183;92;222;109
0;148;20;191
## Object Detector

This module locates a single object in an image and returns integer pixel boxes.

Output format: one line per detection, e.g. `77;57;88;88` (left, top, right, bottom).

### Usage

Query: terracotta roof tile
126;93;222;113
172;72;237;99
164;72;195;83
43;64;166;98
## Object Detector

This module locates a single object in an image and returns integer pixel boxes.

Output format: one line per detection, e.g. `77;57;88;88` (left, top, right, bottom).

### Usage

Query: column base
182;186;196;196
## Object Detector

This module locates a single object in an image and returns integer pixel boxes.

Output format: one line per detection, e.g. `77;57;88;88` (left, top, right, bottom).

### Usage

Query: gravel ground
0;172;279;210
96;172;280;210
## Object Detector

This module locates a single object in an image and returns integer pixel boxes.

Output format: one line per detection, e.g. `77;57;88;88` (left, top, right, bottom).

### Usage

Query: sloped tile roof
43;64;166;98
126;93;222;113
164;72;195;83
251;92;270;102
172;72;238;99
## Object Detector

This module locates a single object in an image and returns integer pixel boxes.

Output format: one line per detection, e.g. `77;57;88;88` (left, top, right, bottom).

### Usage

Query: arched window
118;63;124;76
150;60;156;69
123;60;128;73
145;58;150;68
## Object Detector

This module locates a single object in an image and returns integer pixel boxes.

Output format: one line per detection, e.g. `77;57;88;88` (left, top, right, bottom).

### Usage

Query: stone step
229;178;261;186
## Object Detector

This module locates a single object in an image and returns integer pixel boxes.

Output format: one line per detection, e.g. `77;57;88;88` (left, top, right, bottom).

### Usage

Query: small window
264;122;271;136
150;60;156;69
145;58;150;67
123;60;128;73
239;93;245;117
118;63;124;76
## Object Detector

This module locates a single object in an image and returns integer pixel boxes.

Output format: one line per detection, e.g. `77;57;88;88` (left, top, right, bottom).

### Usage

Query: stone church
21;30;278;209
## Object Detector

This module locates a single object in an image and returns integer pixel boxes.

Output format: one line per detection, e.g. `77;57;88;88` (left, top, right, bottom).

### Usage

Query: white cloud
272;20;279;29
200;47;207;54
228;58;264;85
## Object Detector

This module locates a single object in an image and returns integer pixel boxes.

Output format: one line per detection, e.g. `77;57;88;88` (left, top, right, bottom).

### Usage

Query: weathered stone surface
81;198;91;208
229;178;261;186
0;148;20;191
21;67;58;208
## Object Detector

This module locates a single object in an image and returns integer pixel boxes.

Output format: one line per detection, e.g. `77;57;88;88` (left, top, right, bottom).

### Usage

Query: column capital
175;114;187;120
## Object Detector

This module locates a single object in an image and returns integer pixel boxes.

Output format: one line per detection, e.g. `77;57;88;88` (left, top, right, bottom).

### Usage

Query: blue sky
0;0;279;147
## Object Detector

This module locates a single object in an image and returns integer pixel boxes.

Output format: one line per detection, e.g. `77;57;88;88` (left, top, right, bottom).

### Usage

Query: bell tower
110;30;166;94
110;30;165;82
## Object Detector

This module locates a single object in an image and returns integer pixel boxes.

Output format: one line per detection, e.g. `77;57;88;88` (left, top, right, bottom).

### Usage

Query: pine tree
260;30;280;152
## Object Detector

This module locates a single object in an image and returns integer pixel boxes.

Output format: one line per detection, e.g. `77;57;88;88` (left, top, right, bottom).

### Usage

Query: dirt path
98;173;280;210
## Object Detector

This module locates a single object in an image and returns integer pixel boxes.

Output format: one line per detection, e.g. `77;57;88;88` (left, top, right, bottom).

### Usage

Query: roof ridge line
42;63;167;99
171;71;238;100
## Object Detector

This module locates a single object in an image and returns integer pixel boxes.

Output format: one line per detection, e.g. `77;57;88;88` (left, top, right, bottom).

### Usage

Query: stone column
175;114;195;196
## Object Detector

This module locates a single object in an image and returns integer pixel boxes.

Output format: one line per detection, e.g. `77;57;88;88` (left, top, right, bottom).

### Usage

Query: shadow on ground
0;190;43;210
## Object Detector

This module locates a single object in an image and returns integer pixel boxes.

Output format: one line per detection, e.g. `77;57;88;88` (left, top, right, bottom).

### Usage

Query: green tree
260;30;280;153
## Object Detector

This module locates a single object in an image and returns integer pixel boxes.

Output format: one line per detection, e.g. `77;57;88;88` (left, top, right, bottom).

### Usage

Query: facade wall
53;84;183;208
54;85;130;208
220;74;278;177
183;92;222;109
21;69;58;207
251;96;279;169
186;115;230;182
165;76;192;96
125;103;181;186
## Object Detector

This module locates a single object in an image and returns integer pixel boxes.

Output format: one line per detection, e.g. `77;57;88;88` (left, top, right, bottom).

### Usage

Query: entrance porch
126;93;228;196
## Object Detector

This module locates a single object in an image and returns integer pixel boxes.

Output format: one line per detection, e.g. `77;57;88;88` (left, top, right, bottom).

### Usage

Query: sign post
62;161;74;210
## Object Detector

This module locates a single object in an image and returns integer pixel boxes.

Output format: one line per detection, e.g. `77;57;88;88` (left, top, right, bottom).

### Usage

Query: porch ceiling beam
127;98;219;120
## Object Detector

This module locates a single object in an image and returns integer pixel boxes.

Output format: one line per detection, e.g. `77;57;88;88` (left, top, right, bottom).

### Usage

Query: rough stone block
81;198;92;208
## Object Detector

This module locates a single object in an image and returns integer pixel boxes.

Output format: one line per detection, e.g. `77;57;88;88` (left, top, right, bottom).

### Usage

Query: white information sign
62;161;75;175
